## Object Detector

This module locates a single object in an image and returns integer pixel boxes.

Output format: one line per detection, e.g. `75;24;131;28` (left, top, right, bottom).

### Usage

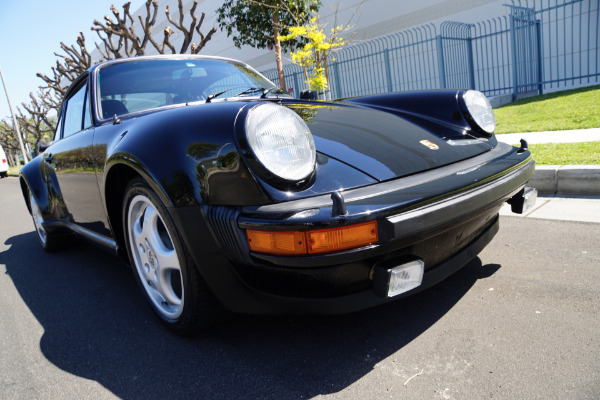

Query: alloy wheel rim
127;194;184;320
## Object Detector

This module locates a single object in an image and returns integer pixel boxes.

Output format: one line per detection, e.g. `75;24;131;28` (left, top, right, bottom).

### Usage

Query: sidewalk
496;128;600;196
500;196;600;224
495;127;600;145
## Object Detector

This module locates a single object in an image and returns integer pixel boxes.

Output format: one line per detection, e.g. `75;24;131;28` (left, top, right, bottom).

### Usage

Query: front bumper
171;143;535;314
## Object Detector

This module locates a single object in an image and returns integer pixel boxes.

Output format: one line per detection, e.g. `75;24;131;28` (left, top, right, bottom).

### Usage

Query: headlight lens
245;103;316;182
463;90;496;134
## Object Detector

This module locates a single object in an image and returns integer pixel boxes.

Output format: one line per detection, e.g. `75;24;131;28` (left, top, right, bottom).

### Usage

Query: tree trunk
272;11;287;91
323;50;331;100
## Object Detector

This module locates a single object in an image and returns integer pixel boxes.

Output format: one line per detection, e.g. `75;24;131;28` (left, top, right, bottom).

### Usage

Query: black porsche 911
20;55;536;335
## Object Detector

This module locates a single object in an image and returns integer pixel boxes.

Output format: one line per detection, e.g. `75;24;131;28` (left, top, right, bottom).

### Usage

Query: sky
0;0;144;120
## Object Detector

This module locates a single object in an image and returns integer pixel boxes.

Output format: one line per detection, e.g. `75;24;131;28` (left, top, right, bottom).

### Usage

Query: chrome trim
245;143;530;215
42;220;118;252
387;159;534;237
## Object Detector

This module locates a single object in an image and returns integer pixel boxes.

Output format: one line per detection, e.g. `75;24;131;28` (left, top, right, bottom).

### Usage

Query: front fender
100;102;270;209
19;155;69;221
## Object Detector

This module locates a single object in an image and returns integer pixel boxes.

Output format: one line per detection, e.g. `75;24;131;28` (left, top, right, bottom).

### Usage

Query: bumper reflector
373;259;425;298
246;221;378;256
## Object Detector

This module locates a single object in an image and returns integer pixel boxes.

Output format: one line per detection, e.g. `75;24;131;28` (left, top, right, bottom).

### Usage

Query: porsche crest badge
420;140;439;150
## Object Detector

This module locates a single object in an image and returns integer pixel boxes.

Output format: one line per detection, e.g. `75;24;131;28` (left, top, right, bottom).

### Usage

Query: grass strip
522;142;600;165
494;85;600;134
7;165;21;176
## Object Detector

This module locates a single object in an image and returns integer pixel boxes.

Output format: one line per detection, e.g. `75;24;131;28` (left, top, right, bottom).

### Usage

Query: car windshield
96;58;286;119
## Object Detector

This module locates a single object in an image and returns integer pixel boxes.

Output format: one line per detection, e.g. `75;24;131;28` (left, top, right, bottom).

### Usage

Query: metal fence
260;0;599;101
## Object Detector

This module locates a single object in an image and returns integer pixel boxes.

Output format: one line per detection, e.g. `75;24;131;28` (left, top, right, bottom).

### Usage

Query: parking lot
1;176;598;400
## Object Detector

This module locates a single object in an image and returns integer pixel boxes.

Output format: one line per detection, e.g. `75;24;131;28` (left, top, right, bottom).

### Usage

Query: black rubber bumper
172;204;499;315
169;143;534;315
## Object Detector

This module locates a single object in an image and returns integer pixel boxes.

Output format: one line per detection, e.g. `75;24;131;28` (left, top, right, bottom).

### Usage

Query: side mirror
37;140;52;154
300;90;318;100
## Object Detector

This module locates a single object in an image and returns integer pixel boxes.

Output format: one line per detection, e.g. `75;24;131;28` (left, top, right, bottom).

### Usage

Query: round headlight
245;103;316;182
463;90;496;134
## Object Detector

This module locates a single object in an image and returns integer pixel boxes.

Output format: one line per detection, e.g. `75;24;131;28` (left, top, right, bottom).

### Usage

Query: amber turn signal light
246;221;378;256
246;230;307;255
307;221;378;254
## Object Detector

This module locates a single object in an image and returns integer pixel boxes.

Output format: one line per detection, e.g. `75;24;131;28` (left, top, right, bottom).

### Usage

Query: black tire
122;178;220;335
27;188;70;252
0;172;7;178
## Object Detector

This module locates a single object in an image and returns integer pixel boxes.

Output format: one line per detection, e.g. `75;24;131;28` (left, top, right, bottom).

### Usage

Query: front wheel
28;189;66;252
123;178;219;335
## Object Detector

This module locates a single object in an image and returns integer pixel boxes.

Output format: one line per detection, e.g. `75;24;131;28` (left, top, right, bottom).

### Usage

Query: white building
136;0;508;70
122;0;598;99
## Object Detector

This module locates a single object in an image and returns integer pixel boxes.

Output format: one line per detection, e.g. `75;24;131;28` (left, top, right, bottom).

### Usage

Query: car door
46;76;110;236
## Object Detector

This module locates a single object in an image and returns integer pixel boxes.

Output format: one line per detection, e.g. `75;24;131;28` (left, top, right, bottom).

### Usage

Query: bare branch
162;26;177;54
13;90;56;156
192;14;217;54
36;0;217;114
137;0;160;54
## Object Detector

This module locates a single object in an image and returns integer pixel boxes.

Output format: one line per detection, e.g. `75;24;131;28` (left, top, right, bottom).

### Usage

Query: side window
83;88;92;129
63;83;88;138
53;115;64;142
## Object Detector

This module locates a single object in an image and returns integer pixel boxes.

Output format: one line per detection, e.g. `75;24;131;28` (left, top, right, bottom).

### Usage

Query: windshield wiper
206;86;285;102
206;90;227;103
260;87;285;98
234;87;263;97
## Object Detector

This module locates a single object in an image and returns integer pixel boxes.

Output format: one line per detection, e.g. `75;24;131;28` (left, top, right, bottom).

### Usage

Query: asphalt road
1;176;598;400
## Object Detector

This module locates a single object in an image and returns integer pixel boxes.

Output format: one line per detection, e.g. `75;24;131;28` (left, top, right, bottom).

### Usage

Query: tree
36;31;92;114
216;0;320;90
37;0;217;116
0;119;21;166
18;91;56;156
0;90;55;165
278;16;347;95
91;0;216;58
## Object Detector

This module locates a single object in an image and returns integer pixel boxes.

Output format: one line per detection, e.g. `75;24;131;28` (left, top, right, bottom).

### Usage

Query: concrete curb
529;165;600;196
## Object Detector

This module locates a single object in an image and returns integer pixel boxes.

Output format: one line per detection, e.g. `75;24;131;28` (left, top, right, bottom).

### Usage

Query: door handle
44;154;54;164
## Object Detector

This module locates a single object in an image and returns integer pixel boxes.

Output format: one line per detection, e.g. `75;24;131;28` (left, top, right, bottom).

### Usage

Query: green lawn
7;165;21;176
494;84;600;134
524;142;600;165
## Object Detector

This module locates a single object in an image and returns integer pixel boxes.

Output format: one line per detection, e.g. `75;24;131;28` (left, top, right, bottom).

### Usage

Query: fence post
384;49;393;92
436;35;446;88
332;61;342;99
467;37;476;89
510;14;518;101
536;20;543;95
293;72;300;99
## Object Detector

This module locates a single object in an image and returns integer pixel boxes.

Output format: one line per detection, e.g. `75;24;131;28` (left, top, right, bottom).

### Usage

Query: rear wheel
123;178;219;335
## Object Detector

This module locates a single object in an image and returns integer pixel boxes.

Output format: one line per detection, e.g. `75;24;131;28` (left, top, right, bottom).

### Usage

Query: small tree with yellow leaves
279;16;347;97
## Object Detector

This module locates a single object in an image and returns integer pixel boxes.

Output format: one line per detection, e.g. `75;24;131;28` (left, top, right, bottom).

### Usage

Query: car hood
287;102;496;182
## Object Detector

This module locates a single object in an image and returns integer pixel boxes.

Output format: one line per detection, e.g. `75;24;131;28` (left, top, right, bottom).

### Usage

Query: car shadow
2;232;500;399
